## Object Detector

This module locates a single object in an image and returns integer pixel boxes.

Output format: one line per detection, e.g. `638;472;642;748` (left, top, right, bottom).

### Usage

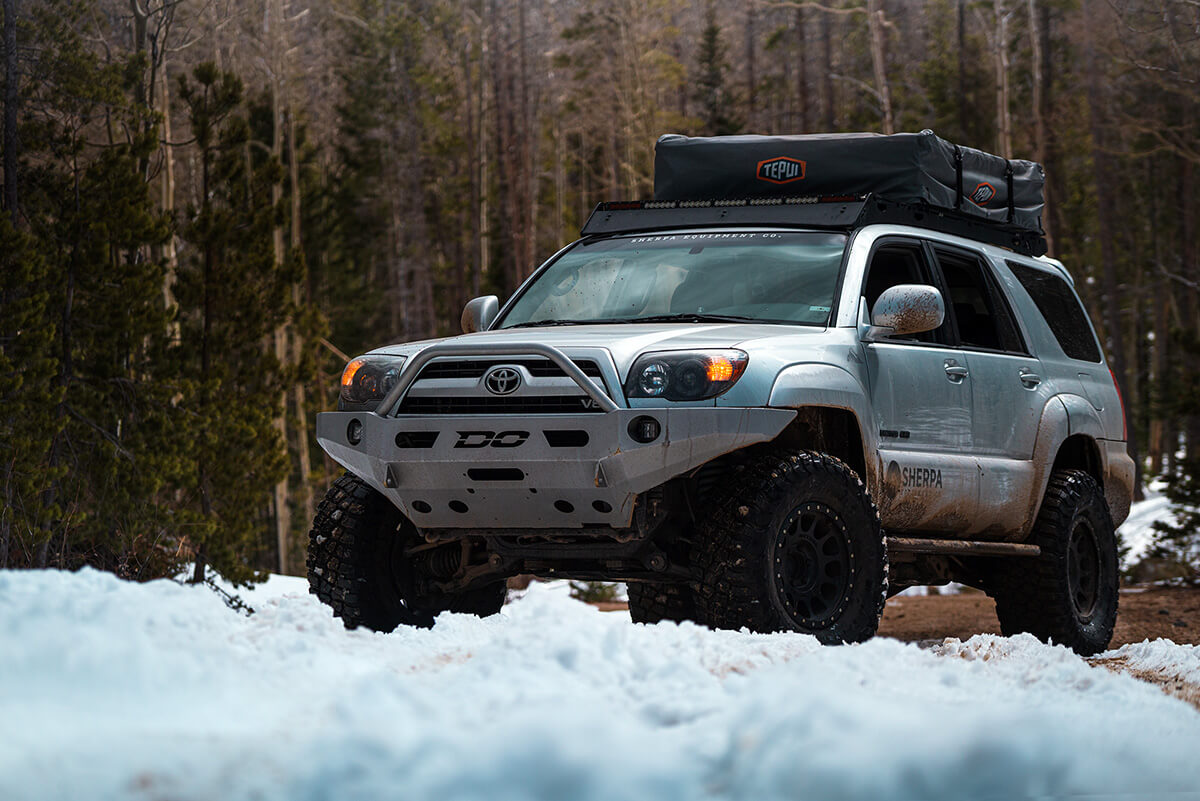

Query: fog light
628;415;661;443
347;418;363;445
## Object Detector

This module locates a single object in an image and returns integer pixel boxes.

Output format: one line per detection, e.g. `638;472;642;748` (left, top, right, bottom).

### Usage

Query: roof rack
581;194;1047;257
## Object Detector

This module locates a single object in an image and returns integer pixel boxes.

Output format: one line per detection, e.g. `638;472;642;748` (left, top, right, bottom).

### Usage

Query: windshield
497;231;848;328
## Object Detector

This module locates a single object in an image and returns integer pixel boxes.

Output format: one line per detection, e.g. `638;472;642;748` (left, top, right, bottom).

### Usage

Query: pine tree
1151;458;1200;578
2;0;176;573
0;220;60;568
175;63;295;586
694;4;742;137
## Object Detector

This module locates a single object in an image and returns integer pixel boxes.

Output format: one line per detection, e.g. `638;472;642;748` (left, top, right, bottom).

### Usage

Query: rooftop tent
653;130;1045;234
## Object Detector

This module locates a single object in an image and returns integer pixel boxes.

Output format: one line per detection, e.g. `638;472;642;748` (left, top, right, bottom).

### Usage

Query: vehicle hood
367;323;834;374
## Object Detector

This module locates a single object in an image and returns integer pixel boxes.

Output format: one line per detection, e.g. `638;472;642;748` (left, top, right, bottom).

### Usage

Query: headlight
339;355;407;411
624;350;748;401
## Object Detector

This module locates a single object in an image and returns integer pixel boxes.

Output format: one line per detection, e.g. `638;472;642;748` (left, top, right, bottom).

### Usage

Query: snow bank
2;569;1199;801
1106;638;1200;685
1118;482;1175;569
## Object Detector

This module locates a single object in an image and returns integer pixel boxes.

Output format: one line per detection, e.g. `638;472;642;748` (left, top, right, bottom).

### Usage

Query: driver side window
862;243;945;344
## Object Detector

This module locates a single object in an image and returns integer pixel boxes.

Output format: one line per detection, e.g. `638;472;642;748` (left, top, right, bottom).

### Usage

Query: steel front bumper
316;407;795;529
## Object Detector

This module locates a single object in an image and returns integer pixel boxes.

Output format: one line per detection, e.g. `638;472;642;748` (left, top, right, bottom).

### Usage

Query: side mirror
866;284;945;340
461;295;499;334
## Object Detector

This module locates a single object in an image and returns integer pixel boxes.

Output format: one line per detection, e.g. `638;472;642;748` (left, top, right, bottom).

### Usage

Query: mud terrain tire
307;473;506;632
627;581;705;625
697;451;886;643
987;469;1118;655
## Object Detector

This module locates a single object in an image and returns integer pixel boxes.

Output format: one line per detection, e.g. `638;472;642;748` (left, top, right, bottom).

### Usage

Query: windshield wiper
613;313;761;324
506;313;761;328
504;319;594;328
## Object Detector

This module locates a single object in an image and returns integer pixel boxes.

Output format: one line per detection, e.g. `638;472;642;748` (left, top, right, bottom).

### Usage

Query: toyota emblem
484;366;522;395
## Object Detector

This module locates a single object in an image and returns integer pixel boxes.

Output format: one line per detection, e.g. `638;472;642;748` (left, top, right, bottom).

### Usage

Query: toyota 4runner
307;132;1134;655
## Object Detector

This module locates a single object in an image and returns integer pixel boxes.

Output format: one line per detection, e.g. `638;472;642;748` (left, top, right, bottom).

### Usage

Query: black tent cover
653;130;1045;233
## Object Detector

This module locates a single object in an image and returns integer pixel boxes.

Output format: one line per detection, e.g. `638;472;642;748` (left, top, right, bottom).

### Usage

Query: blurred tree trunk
820;10;834;130
866;0;893;134
267;0;290;574
1149;157;1168;474
1182;155;1199;461
3;0;18;223
795;7;808;132
992;0;1013;158
745;1;757;131
957;0;967;139
1083;0;1141;498
1027;0;1050;249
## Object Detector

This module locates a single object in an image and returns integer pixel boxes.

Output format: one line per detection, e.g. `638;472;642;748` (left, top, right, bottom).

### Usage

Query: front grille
418;358;603;381
397;396;604;415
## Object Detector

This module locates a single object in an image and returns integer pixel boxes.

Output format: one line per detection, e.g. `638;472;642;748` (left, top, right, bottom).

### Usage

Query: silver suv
308;196;1133;655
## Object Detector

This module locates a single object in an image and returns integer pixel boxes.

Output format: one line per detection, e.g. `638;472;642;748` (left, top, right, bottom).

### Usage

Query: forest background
1;0;1198;583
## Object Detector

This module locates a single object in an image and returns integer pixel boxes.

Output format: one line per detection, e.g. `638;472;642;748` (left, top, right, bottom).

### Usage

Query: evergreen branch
64;405;136;464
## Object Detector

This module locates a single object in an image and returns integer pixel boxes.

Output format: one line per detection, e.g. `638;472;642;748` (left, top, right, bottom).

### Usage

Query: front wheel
987;469;1118;655
696;451;887;644
307;474;506;632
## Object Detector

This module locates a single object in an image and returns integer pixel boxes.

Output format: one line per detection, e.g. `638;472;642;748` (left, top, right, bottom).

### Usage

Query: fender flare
768;362;878;489
1059;393;1106;441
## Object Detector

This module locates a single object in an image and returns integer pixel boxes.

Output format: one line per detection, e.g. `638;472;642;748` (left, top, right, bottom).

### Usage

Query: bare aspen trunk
555;119;565;240
466;11;483;298
866;0;893;135
160;62;180;328
796;8;808;133
1026;0;1050;249
287;104;313;539
993;0;1012;158
820;11;834;130
745;1;757;131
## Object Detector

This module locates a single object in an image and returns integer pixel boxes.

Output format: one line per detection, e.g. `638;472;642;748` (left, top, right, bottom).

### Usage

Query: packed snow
2;569;1199;801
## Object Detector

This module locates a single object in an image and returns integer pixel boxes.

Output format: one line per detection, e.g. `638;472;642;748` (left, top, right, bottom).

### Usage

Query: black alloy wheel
772;502;854;629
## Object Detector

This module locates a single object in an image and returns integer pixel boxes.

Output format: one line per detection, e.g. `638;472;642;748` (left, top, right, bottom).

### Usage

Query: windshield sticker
628;232;783;244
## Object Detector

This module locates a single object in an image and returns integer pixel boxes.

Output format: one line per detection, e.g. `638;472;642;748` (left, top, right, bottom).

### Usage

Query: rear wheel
697;450;887;644
987;469;1118;655
307;473;506;632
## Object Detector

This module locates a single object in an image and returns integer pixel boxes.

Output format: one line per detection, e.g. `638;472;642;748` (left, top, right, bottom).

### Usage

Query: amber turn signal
706;356;735;383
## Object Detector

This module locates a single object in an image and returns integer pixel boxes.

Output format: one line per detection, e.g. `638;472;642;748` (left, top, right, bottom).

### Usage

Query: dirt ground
877;585;1200;647
598;585;1200;647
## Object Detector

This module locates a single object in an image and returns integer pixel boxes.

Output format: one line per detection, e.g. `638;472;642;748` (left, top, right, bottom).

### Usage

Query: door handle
944;359;969;383
1019;369;1042;388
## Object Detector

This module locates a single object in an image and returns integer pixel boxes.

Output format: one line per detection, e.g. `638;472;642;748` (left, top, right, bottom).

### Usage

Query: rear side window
1007;261;1102;363
933;247;1026;354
